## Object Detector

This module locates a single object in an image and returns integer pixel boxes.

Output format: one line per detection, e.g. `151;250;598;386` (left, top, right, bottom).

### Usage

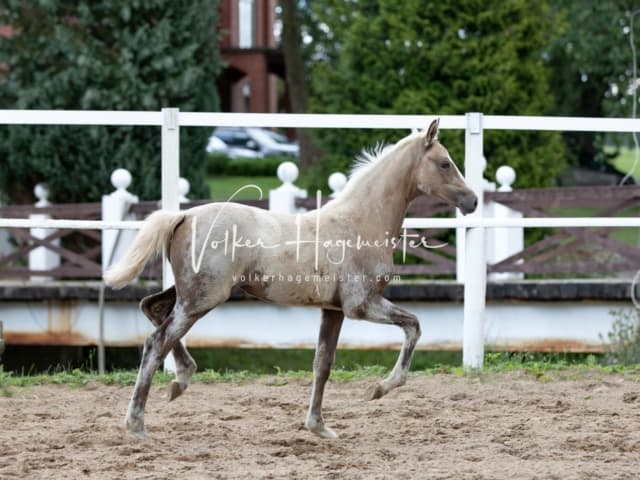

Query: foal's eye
440;161;450;170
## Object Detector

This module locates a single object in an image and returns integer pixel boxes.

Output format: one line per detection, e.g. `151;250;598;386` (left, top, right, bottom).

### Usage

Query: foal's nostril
457;193;478;214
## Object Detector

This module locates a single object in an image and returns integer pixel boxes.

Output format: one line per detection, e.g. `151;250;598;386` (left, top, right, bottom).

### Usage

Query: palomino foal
105;119;477;439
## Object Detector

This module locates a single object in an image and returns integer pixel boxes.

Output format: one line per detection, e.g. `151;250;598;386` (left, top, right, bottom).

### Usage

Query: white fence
1;109;640;369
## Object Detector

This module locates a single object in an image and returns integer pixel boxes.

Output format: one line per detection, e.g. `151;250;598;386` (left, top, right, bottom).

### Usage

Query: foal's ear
425;118;440;148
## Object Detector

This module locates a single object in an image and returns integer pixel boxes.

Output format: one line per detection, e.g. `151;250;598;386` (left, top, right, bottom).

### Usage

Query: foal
105;119;477;439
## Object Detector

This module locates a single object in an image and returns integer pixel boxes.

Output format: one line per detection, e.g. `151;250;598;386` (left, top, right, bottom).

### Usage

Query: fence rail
4;110;640;132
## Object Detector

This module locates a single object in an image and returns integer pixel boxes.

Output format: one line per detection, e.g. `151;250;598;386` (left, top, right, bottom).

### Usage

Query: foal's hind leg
346;296;421;400
140;288;196;401
305;309;344;439
125;292;227;438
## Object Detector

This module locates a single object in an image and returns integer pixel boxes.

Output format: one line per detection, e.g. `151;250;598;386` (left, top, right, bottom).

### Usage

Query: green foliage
602;309;640;365
0;0;221;203
548;1;636;119
207;153;294;176
610;146;640;181
307;0;566;189
207;153;231;174
547;1;638;168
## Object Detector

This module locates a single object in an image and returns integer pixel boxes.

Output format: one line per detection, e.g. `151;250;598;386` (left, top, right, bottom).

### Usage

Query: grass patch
0;347;460;376
479;352;640;381
0;366;262;390
610;146;640;181
2;353;640;390
0;367;163;388
207;175;282;200
189;348;461;374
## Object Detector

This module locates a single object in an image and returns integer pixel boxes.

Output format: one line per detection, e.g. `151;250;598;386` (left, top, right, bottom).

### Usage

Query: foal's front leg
347;296;421;400
305;309;344;439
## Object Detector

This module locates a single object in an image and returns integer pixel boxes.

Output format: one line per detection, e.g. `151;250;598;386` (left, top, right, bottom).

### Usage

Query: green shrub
207;153;232;175
0;1;221;203
602;309;640;365
207;153;295;176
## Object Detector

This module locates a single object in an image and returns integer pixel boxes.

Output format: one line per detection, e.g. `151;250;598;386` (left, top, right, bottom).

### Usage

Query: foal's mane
339;131;423;197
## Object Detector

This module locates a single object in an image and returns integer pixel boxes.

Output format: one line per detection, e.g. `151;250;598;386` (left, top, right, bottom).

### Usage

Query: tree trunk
279;0;320;171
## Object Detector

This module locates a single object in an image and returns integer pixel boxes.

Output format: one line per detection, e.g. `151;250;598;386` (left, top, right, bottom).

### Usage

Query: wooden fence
485;185;640;276
0;203;102;278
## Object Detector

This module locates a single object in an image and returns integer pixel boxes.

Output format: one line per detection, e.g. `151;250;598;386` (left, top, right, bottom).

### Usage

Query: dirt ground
0;373;639;479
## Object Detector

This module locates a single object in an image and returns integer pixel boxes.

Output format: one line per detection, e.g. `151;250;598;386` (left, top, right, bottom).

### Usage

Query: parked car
207;127;299;158
205;134;262;159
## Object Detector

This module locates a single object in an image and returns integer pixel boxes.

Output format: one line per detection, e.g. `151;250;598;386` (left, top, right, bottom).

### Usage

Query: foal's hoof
367;383;385;400
166;381;188;402
308;425;338;440
125;418;148;440
128;429;149;440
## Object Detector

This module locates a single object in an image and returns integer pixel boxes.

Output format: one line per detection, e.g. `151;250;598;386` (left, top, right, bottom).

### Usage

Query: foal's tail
104;210;185;289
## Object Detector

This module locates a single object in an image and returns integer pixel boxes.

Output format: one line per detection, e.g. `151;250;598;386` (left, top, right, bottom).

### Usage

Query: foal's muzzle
457;192;478;215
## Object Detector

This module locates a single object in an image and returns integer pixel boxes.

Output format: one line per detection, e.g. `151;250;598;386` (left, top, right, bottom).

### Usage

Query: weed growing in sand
602;309;640;365
195;370;256;383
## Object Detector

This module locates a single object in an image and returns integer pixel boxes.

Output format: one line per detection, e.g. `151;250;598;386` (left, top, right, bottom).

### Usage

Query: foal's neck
335;140;419;237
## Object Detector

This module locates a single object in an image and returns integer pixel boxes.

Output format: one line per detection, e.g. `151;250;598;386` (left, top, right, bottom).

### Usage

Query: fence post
102;169;139;271
462;112;487;369
328;172;347;198
456;210;465;283
458;160;495;283
269;162;307;213
100;168;138;375
29;183;60;281
483;175;496;274
487;166;524;281
161;107;181;373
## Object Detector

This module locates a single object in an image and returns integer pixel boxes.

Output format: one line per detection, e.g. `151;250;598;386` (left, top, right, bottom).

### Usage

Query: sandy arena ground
0;373;639;479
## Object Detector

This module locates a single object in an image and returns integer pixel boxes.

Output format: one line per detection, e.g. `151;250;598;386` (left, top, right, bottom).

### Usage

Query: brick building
217;0;284;113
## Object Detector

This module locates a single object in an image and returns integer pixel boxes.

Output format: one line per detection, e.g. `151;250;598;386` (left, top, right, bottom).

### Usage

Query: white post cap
328;172;347;197
34;183;50;206
179;177;190;202
111;168;132;191
496;166;516;192
277;162;299;184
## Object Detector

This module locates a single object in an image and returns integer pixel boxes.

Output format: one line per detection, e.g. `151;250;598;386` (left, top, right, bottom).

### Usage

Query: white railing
1;109;640;370
4;109;640;131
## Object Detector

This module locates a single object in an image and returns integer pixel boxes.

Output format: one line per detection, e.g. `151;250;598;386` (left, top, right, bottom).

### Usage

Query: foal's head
413;119;477;215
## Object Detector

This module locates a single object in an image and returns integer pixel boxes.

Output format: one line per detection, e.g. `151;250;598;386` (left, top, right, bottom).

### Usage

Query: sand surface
1;373;639;479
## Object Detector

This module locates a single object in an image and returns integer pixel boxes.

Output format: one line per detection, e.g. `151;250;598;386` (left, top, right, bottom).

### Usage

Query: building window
238;0;254;48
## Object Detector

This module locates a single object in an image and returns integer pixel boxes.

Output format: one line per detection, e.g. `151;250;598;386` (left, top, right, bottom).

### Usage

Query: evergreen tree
0;0;221;203
547;1;638;170
307;0;566;188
